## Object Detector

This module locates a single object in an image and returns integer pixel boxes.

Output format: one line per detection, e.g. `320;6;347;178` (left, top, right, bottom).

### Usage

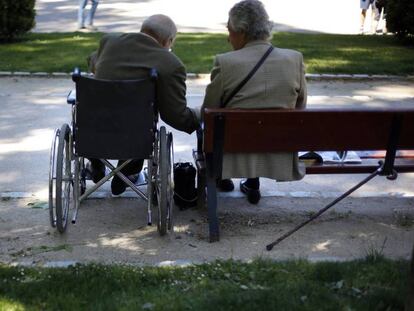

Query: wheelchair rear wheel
48;129;59;228
157;126;174;235
167;132;174;231
54;124;73;233
146;158;156;226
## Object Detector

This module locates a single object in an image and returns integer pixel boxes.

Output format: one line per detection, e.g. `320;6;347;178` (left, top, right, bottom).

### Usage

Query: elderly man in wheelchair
48;14;200;236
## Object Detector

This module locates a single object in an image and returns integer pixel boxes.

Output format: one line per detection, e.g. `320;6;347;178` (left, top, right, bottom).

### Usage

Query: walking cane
266;114;402;251
266;165;382;251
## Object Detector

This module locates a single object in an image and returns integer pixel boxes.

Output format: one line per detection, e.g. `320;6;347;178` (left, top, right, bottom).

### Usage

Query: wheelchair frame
48;68;174;236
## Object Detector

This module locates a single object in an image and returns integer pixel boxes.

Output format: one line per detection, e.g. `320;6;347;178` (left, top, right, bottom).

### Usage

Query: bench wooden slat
203;108;414;153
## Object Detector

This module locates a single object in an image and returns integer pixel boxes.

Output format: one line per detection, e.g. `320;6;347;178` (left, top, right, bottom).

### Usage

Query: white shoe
86;25;98;31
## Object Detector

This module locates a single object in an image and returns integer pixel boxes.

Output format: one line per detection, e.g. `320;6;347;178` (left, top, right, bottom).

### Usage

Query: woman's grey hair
228;0;273;41
141;14;177;43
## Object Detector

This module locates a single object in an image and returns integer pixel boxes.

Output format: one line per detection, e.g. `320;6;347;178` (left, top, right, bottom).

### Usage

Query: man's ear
161;38;169;48
161;37;174;49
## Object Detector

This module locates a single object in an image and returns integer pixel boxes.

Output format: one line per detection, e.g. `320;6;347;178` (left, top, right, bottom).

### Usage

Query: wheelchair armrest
67;89;76;105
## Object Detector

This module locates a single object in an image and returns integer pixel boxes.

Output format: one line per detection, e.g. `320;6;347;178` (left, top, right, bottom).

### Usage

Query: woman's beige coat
202;40;307;180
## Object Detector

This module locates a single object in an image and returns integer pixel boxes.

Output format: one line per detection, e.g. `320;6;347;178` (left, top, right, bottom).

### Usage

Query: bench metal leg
206;176;219;242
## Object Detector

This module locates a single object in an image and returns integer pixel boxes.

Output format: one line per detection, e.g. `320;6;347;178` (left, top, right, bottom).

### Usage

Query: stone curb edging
8;259;197;268
7;256;356;267
1;71;413;81
2;191;413;200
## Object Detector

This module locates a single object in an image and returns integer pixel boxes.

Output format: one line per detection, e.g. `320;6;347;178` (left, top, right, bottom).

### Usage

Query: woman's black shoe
216;179;234;192
240;180;261;204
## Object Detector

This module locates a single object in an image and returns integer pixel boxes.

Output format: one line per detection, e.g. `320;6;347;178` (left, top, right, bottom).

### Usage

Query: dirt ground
1;194;413;266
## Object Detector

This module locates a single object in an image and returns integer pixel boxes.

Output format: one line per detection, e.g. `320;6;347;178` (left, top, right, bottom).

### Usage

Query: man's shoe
111;174;139;196
86;161;105;183
216;178;234;192
240;180;261;204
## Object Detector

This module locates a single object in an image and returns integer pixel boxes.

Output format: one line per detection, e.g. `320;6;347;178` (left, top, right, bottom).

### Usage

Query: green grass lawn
0;258;410;310
0;32;413;75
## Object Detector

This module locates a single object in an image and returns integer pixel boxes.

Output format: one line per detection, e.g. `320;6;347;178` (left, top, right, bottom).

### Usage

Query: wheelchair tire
55;124;72;233
157;126;173;236
147;158;156;226
167;132;174;231
48;129;59;228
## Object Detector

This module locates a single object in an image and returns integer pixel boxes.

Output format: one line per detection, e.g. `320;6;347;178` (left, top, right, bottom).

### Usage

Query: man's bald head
141;14;177;48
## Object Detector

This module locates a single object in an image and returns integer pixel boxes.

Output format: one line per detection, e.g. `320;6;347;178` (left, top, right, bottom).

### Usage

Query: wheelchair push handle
72;67;81;82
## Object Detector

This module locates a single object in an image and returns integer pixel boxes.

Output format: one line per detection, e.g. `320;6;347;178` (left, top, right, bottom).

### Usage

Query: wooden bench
193;108;414;242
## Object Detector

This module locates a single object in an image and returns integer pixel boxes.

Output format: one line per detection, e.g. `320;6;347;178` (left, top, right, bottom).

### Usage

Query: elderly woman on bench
201;0;307;204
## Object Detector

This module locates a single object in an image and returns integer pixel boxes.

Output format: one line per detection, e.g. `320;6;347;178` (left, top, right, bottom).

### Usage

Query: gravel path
1;196;413;266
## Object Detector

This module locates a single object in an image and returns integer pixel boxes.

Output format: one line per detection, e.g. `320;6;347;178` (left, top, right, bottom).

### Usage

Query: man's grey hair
228;0;273;41
141;14;177;43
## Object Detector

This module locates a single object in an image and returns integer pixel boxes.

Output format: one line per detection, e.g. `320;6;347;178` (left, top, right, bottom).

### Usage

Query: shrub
0;0;36;42
385;0;414;42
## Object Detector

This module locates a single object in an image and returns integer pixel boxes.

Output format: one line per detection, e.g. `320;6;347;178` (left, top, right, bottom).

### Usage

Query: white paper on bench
299;151;362;164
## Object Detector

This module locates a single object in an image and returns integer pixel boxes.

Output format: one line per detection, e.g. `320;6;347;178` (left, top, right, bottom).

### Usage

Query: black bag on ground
173;162;197;209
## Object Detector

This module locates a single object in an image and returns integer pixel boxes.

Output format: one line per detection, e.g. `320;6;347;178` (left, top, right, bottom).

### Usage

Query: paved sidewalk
34;0;374;34
1;76;413;199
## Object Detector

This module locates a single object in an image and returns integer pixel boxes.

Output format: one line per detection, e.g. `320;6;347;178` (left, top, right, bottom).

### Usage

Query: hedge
0;0;36;42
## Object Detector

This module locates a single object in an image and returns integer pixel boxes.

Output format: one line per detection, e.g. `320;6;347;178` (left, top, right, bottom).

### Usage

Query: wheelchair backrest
73;73;157;160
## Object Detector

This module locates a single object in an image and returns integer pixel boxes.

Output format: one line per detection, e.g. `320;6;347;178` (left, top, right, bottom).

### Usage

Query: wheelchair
48;68;174;236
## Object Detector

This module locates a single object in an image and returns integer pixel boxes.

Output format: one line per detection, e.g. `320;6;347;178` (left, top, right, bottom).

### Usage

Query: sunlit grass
0;32;413;74
0;258;409;310
0;298;25;311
